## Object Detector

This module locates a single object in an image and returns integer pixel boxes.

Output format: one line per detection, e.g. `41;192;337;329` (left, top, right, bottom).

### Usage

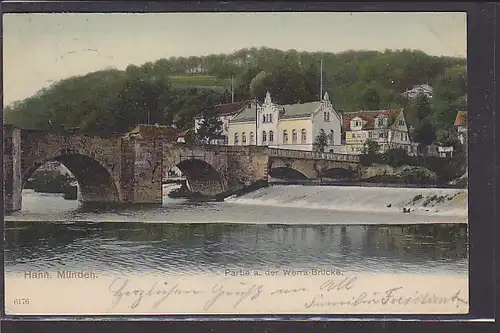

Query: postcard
3;12;468;316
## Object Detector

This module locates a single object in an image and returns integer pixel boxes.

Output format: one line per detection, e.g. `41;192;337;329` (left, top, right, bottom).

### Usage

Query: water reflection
5;222;468;276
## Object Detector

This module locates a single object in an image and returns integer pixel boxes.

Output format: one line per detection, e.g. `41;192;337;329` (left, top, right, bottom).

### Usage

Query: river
4;185;468;277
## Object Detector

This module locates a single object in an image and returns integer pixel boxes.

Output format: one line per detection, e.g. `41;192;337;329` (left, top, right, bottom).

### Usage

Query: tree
359;85;381;110
359;139;381;166
313;130;329;152
413;120;436;156
362;139;379;155
414;95;433;122
195;105;223;144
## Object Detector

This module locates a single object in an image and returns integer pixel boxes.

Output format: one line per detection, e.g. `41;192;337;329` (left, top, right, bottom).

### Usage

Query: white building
341;109;413;155
228;91;343;152
401;84;433;100
454;110;467;145
194;100;260;145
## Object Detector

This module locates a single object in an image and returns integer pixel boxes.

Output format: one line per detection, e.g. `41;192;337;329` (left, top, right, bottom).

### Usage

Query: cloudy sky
3;12;466;106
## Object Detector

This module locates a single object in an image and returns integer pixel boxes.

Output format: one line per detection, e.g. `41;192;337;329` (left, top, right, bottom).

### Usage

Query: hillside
4;47;466;136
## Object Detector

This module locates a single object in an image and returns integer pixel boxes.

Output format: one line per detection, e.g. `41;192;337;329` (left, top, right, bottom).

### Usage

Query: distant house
454;110;467;145
401;84;433;100
227;91;342;152
124;124;185;142
341;109;413;155
194;100;260;145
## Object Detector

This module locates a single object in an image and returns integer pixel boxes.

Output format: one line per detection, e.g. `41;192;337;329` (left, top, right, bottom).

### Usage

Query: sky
2;12;467;106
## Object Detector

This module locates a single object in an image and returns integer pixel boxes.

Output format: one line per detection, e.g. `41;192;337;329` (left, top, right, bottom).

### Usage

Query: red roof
454;111;467;126
126;124;184;140
342;109;402;131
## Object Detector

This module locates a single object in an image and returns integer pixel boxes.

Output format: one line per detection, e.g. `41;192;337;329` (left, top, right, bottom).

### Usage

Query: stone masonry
3;126;359;212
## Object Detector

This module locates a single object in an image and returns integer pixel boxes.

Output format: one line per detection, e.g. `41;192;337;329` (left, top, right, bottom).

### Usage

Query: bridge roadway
3;125;359;212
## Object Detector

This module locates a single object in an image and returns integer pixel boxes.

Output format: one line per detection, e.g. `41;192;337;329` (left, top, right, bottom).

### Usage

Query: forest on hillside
4;47;466;144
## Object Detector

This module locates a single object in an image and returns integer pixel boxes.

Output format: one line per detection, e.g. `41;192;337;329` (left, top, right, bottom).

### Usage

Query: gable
342;109;402;131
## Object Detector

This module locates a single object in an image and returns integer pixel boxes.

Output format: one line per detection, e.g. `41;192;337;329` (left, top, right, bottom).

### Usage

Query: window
234;133;239;145
400;133;404;141
368;131;372;138
399;119;405;126
329;130;334;144
379;131;384;138
224;122;228;131
283;130;289;144
269;114;273;123
301;129;307;143
262;131;267;143
242;132;247;144
292;129;297;143
324;112;330;122
263;114;266;123
269;130;274;143
377;118;384;127
250;132;254;145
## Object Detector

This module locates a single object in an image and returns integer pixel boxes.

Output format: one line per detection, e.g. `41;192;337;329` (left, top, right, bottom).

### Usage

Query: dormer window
351;119;362;128
398;119;405;126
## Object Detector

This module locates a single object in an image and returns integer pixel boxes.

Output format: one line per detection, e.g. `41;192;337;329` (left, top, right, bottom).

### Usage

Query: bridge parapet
267;148;359;162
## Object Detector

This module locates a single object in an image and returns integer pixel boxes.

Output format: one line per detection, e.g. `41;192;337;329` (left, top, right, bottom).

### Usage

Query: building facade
227;91;342;152
341;109;412;155
401;84;433;100
454;110;467;145
194;100;260;145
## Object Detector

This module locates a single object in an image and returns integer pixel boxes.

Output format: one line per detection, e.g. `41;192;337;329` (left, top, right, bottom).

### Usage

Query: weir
225;185;468;218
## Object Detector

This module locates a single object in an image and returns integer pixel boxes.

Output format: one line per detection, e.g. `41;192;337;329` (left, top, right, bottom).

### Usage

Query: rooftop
195;100;257;119
342;109;402;131
126;124;184;140
231;101;321;122
454;110;467;126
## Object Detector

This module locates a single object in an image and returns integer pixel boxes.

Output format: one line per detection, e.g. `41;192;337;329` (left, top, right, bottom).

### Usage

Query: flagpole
320;56;323;101
255;97;258;146
231;75;234;103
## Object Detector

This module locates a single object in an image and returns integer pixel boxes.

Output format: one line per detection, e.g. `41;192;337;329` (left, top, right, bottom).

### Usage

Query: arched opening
268;167;308;181
322;167;358;180
162;166;186;202
21;154;120;212
162;159;227;200
292;129;297;144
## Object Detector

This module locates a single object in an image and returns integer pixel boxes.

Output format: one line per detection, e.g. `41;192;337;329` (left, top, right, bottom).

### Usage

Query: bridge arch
321;167;358;180
22;152;120;203
163;156;228;196
268;159;317;179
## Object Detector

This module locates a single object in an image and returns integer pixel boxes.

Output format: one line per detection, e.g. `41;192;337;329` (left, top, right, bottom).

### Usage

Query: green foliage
4;47;466;136
399;167;438;185
359;139;380;166
413;120;437;147
196;105;223;144
313;130;329;152
359;84;381;110
383;148;411;168
362;139;379;155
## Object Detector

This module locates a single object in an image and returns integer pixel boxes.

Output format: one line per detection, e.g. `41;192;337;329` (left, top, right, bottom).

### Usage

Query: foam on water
225;185;468;218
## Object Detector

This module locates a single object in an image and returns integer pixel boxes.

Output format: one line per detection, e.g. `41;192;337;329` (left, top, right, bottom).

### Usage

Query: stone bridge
3;125;359;212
